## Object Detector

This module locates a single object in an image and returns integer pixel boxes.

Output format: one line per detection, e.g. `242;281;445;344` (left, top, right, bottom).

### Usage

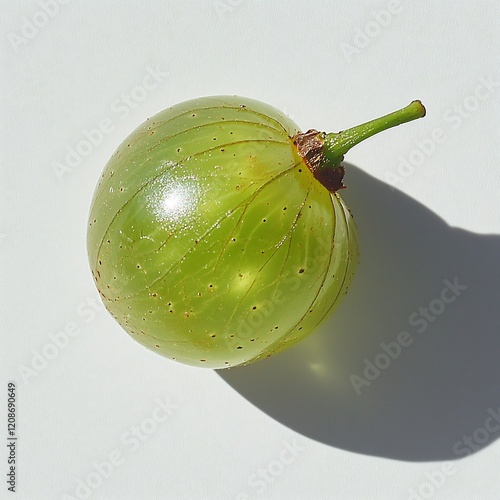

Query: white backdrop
1;1;499;499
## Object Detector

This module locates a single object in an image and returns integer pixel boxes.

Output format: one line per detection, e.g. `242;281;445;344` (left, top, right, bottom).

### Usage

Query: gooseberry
87;96;425;368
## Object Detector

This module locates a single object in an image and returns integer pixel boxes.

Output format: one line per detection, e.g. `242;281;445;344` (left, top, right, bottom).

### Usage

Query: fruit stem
322;100;426;169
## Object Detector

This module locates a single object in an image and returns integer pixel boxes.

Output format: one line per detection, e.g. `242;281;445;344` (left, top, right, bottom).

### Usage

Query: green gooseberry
87;96;425;368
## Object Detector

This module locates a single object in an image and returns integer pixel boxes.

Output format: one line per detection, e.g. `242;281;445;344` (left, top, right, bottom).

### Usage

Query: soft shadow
217;163;500;462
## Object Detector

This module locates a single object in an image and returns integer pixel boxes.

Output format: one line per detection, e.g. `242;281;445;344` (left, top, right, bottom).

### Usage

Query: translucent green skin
87;96;358;368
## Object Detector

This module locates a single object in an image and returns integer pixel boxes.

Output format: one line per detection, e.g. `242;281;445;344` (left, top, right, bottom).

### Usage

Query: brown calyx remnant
292;129;345;193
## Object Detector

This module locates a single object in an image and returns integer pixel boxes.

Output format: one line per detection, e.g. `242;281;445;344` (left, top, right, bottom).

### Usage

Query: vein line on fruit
94;140;291;270
105;104;289;179
208;165;308;281
138;103;291;138
144;138;288;161
94;106;289;194
311;196;354;330
229;187;311;336
209;189;274;281
268;192;339;350
119;160;303;301
269;187;311;273
220;185;312;332
140;219;197;257
143;120;287;155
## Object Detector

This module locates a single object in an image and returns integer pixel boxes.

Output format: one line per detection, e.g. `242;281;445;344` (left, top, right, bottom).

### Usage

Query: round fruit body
87;95;359;368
